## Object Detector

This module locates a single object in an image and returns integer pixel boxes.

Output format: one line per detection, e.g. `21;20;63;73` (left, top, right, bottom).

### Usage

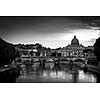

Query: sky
0;16;100;49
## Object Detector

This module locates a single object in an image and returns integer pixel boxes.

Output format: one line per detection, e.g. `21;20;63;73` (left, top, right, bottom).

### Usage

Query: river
16;64;97;83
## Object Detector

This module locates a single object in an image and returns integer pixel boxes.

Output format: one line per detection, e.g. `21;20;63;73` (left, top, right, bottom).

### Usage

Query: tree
83;49;93;53
35;43;42;50
93;37;100;82
51;52;57;57
0;37;19;66
94;37;100;61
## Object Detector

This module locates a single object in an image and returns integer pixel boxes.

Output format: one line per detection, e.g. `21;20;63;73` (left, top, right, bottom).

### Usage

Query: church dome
71;35;79;46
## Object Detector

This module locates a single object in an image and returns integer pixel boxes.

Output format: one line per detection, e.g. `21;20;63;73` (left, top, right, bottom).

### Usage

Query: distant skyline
0;16;100;48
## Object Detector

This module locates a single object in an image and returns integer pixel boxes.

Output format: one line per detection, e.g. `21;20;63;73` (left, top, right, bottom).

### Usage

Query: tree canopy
0;37;19;66
94;37;100;61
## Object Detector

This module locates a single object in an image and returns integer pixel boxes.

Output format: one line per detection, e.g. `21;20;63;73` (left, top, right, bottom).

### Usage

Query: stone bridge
20;56;86;62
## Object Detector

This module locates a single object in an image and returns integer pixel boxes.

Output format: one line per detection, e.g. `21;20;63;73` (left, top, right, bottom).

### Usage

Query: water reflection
78;70;97;83
43;71;72;80
17;67;97;83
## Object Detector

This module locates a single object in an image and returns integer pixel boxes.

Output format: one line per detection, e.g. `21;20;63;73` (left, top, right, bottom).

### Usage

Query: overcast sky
0;16;100;48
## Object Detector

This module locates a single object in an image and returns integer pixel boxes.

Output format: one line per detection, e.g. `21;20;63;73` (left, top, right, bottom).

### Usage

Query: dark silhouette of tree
35;43;42;49
93;37;100;83
51;52;57;57
94;37;100;61
0;37;19;66
57;53;61;57
83;49;93;53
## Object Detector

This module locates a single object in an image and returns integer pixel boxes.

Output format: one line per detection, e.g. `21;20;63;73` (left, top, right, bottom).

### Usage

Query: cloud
82;38;97;46
0;16;100;48
74;17;100;30
0;17;93;35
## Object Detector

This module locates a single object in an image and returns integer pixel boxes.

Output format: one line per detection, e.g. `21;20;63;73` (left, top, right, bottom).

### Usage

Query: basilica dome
71;35;79;46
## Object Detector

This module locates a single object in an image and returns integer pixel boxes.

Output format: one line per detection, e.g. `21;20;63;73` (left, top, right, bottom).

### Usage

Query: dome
71;35;79;46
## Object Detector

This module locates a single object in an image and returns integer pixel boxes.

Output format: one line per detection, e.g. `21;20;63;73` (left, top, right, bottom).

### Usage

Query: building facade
57;35;85;58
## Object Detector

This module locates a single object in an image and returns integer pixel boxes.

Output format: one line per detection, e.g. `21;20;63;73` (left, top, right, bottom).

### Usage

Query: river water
17;64;97;83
